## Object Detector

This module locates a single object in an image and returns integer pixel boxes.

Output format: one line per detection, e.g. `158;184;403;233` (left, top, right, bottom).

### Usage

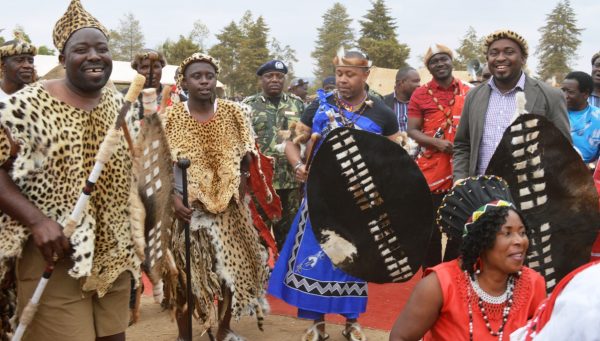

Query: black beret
257;60;288;76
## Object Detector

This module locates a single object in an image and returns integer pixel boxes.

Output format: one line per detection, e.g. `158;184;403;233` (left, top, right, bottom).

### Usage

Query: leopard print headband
483;29;529;58
177;53;220;85
0;32;37;59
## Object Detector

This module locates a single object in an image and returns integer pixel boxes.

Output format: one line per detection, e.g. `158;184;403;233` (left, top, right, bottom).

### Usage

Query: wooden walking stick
304;133;322;173
12;74;146;341
176;158;194;341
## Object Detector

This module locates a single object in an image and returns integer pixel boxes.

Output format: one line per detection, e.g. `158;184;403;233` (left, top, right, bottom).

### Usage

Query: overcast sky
2;0;598;79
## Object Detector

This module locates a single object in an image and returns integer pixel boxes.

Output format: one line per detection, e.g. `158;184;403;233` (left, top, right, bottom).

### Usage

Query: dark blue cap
257;60;288;76
322;76;336;87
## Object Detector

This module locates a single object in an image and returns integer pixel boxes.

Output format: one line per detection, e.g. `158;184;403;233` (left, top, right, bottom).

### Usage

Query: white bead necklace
470;275;513;304
465;271;518;341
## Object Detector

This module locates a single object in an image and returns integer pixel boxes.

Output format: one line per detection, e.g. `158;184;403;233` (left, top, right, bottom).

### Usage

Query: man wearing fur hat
453;30;570;180
0;33;36;100
0;1;142;340
590;52;600;108
0;36;37;338
243;60;305;250
407;43;470;267
128;49;167;119
124;49;167;140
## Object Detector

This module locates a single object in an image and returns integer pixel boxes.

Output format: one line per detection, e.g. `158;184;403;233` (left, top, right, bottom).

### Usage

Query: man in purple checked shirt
453;29;570;180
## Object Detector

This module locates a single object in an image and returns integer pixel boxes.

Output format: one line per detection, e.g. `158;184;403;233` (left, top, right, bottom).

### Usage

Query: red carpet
142;270;421;331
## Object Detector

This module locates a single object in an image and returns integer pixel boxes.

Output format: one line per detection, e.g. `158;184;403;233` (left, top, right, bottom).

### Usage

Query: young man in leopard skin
164;52;269;341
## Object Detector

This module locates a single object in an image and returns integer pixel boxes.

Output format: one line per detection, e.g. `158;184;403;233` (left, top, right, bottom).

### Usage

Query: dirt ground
127;296;390;341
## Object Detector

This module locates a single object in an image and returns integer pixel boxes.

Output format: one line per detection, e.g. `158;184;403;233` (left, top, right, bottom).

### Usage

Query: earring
474;257;482;275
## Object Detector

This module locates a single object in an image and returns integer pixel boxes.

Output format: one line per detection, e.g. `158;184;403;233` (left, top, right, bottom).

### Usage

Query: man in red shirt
407;43;471;268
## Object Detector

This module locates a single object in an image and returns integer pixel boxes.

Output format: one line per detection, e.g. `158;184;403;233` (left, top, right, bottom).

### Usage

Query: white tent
35;55;225;88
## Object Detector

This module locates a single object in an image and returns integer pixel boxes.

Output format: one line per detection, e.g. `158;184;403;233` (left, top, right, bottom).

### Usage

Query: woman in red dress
390;176;546;341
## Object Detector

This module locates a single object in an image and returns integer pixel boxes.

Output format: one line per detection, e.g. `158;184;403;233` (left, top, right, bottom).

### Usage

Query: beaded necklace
471;275;511;304
465;270;518;341
334;91;369;127
426;80;460;133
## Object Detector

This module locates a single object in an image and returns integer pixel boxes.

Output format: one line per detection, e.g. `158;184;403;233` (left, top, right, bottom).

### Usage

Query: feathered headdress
332;46;372;68
0;31;37;59
423;43;453;66
437;175;516;239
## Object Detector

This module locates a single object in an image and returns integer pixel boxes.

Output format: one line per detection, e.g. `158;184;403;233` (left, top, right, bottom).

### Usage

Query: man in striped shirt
590;52;600;108
384;66;421;132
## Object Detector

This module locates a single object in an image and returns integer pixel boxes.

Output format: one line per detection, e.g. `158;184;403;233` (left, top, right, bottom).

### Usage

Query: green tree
237;13;270;96
357;0;409;68
270;38;298;80
109;12;145;61
159;35;199;66
454;26;485;70
312;3;355;81
37;46;56;56
210;13;293;97
536;0;583;82
209;21;243;96
189;19;210;51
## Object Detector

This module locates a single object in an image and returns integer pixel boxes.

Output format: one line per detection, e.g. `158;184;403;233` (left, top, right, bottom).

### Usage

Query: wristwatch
294;160;304;171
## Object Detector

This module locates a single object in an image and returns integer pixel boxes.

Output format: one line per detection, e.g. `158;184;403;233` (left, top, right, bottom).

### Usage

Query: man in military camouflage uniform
244;60;305;250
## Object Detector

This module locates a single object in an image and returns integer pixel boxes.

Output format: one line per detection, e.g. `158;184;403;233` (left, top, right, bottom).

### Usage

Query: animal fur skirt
166;199;270;332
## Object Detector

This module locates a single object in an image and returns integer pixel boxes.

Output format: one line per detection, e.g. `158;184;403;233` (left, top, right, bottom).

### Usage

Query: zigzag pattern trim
284;273;367;296
284;201;368;297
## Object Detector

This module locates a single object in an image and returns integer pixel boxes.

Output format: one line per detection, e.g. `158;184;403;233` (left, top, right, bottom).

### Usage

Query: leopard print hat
0;32;37;59
483;29;529;58
52;0;109;52
177;53;220;85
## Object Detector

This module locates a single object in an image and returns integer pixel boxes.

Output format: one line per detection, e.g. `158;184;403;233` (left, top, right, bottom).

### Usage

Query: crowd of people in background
0;1;599;341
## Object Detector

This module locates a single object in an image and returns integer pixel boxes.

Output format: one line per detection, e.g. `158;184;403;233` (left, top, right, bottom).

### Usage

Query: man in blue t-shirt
561;71;600;163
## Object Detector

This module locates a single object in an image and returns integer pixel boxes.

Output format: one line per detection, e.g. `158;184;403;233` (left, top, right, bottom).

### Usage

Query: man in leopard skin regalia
0;1;143;340
0;31;38;341
163;52;270;341
0;33;37;100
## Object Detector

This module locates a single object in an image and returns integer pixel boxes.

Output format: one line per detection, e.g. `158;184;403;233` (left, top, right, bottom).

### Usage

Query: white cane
12;74;146;341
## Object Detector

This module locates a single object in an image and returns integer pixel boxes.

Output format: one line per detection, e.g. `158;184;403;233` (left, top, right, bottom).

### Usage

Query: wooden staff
176;158;193;341
304;133;321;173
12;74;146;341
